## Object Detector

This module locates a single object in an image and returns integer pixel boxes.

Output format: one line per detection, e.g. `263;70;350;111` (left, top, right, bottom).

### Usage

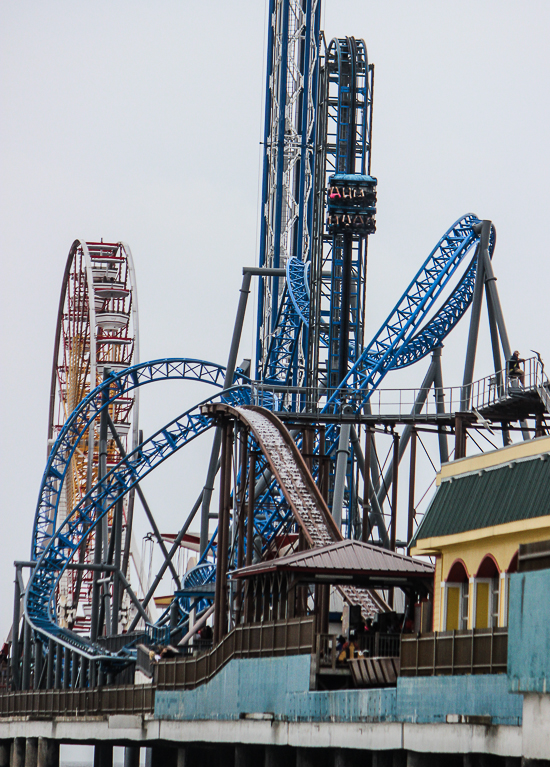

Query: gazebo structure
231;539;434;634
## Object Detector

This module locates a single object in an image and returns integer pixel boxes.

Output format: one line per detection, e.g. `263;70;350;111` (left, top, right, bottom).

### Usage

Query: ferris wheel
47;240;140;633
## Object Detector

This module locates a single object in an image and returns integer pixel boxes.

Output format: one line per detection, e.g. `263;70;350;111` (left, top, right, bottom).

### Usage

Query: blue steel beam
325;214;495;411
25;385;253;660
33;359;248;561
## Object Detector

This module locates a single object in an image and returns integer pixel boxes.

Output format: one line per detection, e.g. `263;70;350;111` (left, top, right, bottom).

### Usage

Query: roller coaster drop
15;0;545;684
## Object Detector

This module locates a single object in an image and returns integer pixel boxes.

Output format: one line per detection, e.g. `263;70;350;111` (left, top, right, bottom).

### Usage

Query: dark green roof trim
412;454;550;544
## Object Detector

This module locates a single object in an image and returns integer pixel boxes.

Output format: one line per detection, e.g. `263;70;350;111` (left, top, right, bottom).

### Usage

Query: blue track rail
26;384;253;660
33;359;248;561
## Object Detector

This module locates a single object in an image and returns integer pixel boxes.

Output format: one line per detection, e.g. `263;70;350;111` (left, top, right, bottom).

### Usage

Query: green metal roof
412;454;550;544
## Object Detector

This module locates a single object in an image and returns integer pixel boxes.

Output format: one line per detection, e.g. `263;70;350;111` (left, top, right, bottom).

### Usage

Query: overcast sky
1;0;550;647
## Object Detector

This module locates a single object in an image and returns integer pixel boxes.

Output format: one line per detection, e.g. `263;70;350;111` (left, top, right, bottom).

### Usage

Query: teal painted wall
155;655;522;725
155;654;311;720
508;569;550;693
397;675;522;725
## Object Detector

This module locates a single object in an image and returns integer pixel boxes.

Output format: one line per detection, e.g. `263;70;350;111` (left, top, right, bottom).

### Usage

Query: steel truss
256;0;321;383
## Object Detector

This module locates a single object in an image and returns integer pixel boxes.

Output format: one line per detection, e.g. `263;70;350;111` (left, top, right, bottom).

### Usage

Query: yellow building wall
433;555;442;632
419;518;550;631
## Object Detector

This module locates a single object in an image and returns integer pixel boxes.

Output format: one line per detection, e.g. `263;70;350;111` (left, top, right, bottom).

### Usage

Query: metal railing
247;357;548;417
316;632;401;671
0;617;314;717
400;628;508;676
0;684;155;718
154;616;315;690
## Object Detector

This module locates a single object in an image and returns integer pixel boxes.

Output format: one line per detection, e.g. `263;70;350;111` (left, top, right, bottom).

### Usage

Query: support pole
461;231;487;411
349;426;390;548
46;641;54;690
33;641;43;690
21;619;31;691
407;429;417;554
481;241;512;362
362;427;371;543
235;429;248;623
214;422;229;645
11;565;22;690
218;422;233;641
433;347;450;464
111;498;123;636
485;286;510;446
390;433;400;551
455;414;466;460
63;647;70;689
54;644;61;689
200;266;285;553
128;487;206;632
332;421;351;531
106;414;181;588
91;375;110;646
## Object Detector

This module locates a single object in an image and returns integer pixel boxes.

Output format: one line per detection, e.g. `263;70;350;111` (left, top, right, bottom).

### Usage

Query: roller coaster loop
33;359;249;561
26;385;253;661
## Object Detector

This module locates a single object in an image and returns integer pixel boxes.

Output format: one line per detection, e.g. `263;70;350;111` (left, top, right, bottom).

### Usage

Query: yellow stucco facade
412;435;550;632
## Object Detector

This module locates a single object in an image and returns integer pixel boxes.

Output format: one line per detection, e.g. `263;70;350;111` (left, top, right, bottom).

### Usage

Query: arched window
444;560;469;631
507;551;518;573
475;555;501;628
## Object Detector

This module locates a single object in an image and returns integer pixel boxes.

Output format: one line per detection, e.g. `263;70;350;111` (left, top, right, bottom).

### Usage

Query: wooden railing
154;616;315;690
400;628;508;676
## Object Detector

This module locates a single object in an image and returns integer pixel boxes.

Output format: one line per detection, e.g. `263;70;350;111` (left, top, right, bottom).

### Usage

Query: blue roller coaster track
23;1;502;668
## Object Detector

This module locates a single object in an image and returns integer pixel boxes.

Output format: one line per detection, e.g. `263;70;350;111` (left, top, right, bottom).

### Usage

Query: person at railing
508;351;525;387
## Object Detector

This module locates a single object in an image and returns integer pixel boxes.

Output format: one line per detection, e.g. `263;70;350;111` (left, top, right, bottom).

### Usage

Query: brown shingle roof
232;539;434;580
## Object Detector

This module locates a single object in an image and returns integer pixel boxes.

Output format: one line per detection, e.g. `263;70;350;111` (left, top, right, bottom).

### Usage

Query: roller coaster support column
244;452;257;623
106;413;181;588
332;413;352;530
377;351;440;509
128;492;206;632
22;617;31;690
407;429;417;554
480;228;530;440
200;267;285;555
361;427;372;543
235;428;249;623
461;225;488;411
455;414;467;460
349;426;389;547
110;498;123;636
214;421;233;644
91;374;109;649
433;347;450;464
479;227;511;363
390;433;399;551
11;564;23;690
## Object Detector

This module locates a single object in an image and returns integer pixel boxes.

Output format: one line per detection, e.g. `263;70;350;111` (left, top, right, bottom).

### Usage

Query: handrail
248;357;549;417
154;615;316;690
400;628;508;676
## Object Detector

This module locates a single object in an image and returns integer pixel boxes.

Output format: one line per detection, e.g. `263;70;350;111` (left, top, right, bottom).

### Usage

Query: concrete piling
123;746;140;767
93;743;113;767
37;739;58;767
23;738;37;767
12;738;25;767
0;740;8;767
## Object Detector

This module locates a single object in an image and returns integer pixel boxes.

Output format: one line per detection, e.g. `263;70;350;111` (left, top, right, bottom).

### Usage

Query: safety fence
248;357;548;417
316;632;400;672
154;616;315;690
400;628;508;676
0;683;155;718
